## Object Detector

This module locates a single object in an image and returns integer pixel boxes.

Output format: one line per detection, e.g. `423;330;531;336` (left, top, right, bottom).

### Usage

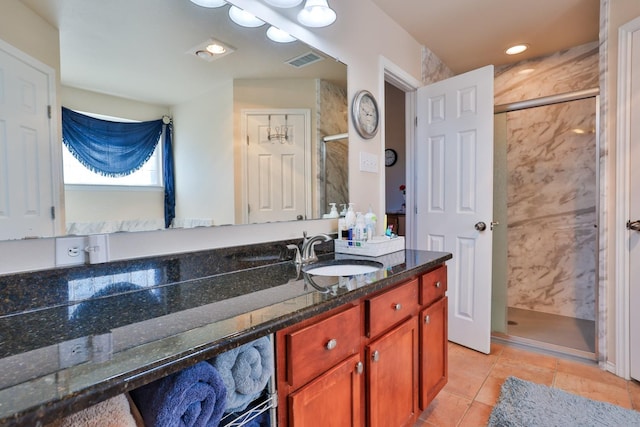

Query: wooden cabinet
366;317;419;427
419;266;448;410
277;264;448;426
289;353;363;427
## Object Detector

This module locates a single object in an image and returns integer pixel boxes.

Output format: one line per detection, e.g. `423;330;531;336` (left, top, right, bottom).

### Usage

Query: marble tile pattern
421;46;454;84
506;98;597;320
316;79;348;216
494;42;599;105
0;239;450;425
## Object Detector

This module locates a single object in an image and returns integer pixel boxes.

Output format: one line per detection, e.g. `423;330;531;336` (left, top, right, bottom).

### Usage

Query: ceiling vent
286;51;324;68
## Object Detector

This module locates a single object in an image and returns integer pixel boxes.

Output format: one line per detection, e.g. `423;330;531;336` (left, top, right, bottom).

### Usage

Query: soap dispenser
328;203;339;218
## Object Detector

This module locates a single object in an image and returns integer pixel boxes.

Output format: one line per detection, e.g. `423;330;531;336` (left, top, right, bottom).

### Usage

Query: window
62;112;163;187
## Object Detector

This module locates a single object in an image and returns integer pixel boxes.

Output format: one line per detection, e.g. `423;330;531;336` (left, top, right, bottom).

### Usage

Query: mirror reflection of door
246;111;310;224
384;82;407;236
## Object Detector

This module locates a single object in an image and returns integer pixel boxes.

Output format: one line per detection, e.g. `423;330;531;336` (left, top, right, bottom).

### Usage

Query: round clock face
352;90;379;139
385;149;397;167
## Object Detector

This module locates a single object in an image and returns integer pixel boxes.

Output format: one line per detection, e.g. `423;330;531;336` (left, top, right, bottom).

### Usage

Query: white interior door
0;41;56;240
627;20;640;382
415;65;494;354
245;111;310;224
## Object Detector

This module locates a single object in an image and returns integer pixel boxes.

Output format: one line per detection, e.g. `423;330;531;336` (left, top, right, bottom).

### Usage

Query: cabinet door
288;354;364;427
420;296;448;410
366;317;418;427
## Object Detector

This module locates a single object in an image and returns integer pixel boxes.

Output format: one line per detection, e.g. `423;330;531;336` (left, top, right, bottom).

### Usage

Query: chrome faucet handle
286;244;302;265
301;233;332;263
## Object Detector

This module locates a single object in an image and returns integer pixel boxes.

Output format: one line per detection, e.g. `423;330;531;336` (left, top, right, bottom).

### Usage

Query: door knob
627;220;640;231
475;222;487;231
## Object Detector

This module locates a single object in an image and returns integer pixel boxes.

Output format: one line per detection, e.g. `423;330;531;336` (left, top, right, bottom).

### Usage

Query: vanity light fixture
505;44;529;55
229;6;265;27
264;0;304;7
267;26;297;43
297;0;336;28
189;0;227;7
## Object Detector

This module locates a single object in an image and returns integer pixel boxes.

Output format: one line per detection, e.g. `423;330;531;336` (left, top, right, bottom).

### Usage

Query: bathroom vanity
0;240;450;426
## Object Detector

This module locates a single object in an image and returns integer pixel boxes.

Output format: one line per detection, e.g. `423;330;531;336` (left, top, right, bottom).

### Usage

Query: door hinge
50;206;55;219
47;105;52;119
246;135;249;145
415;116;418;127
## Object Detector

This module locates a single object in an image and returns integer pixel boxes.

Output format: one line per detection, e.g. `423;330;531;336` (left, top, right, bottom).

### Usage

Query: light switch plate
359;151;379;173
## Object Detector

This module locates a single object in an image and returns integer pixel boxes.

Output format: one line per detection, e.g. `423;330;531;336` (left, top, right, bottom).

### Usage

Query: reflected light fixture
505;44;529;55
264;0;304;7
189;0;227;7
206;43;227;54
267;26;297;43
229;6;265;27
297;0;336;27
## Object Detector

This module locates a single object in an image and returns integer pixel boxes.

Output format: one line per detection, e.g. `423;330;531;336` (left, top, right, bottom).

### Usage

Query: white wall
0;0;422;273
172;80;235;226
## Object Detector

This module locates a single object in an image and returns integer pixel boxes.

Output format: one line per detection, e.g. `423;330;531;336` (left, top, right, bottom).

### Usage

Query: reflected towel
45;394;138;427
211;336;274;413
130;361;226;427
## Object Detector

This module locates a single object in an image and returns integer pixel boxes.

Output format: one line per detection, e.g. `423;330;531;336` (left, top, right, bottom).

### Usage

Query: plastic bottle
345;203;356;238
338;218;348;240
365;206;377;240
328;203;339;218
355;212;367;242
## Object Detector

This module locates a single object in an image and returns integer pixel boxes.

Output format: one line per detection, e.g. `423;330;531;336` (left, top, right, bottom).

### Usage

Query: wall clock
352;90;379;139
385;149;397;167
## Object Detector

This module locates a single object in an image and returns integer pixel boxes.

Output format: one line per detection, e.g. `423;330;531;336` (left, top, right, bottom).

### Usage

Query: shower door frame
493;88;601;359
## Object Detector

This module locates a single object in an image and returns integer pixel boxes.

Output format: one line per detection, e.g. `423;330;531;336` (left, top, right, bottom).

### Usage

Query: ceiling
371;0;600;74
19;0;600;105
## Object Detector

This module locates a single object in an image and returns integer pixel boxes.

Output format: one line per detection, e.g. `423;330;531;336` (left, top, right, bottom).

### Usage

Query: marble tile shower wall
316;79;348;215
495;42;599;321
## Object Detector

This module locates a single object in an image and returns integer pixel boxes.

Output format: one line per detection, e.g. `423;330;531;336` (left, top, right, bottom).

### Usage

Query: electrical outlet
59;337;91;368
359;151;379;173
55;236;88;267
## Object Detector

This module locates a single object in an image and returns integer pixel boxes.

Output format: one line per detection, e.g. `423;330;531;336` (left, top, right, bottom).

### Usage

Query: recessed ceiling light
187;39;235;62
505;44;529;55
228;6;265;28
206;43;227;54
267;26;297;43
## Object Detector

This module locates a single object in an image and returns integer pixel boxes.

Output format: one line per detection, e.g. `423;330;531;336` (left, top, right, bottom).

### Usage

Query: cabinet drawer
420;265;447;306
366;279;418;338
287;305;361;389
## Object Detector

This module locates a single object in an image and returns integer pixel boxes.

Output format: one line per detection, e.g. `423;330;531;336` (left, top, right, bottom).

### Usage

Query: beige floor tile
417;389;471;427
458;401;493;427
499;346;558;371
630;380;640;410
557;358;628;388
554;371;633;409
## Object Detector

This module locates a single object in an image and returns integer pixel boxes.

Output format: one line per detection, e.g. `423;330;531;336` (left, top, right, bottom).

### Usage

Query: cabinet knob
356;361;364;374
393;303;402;311
435;281;441;288
372;350;380;362
425;315;431;324
325;338;338;350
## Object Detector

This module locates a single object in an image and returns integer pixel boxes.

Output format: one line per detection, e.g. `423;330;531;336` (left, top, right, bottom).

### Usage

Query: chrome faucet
301;232;332;264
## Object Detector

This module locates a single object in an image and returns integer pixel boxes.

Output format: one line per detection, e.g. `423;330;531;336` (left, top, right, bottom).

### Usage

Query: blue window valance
61;107;175;228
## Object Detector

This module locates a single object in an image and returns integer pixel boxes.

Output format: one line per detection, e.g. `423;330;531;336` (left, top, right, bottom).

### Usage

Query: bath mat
488;376;640;427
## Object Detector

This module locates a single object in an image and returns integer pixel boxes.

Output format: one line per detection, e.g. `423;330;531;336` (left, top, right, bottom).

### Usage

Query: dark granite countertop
0;243;451;426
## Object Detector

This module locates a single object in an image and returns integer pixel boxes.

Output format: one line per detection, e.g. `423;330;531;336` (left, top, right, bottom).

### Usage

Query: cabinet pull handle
356;361;364;374
425;315;431;324
393;303;402;311
435;281;441;288
372;350;380;362
325;339;337;350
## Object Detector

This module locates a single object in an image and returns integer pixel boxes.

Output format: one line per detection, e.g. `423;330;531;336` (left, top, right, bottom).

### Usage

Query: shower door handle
627;220;640;231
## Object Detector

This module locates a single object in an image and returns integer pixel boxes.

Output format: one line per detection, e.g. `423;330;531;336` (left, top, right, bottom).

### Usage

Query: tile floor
415;342;640;426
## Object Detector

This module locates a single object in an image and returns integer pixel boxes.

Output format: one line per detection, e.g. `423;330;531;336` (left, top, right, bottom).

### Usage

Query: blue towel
211;336;274;413
131;361;226;427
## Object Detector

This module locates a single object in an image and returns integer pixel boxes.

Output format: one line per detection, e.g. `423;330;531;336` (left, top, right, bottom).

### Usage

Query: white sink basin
303;260;383;277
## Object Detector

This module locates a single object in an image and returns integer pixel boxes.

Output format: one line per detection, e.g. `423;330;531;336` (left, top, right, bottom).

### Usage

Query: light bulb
297;0;336;27
267;26;296;43
190;0;227;8
228;6;265;28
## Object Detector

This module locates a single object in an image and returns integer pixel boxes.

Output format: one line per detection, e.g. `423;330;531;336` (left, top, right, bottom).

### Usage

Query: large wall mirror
14;0;348;239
